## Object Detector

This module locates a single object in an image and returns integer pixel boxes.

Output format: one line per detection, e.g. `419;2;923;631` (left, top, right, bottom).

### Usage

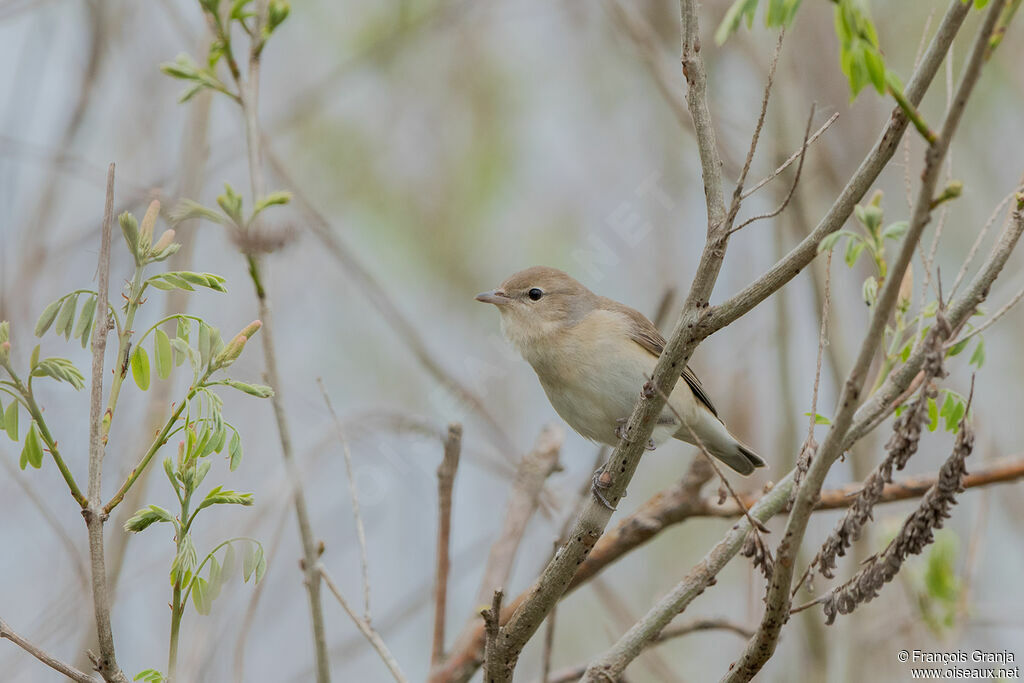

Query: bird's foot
591;468;619;511
614;418;630;442
614;418;656;450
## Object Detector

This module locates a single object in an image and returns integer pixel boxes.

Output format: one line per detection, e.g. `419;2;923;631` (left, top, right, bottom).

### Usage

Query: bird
475;266;764;501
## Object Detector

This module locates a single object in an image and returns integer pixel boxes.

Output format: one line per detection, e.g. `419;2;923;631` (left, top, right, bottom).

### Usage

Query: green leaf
715;0;761;44
220;380;274;398
163;457;178;490
254;545;266;583
133;669;166;683
4;400;18;442
197;485;254;514
969;337;985;368
818;230;844;253
171;535;198;586
34;298;64;337
76;296;97;348
198;323;212;369
222;543;237;580
243;542;257;582
23;422;43;468
939;391;956;419
844;237;866;267
160;53;201;80
131;346;151;391
229;430;242;471
29;344;39;371
192;576;212;615
217;184;244;226
927;397;939;432
803;412;831;425
253;191;292;215
31;357;86;390
170;199;228;226
883;221;909;240
155;329;173;380
119;212;140;258
946;337;970;357
862;276;878;307
207;555;223;600
124;504;174;533
55;293;78;340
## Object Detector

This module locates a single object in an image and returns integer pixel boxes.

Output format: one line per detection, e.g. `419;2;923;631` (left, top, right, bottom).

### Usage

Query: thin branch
948;180;1023;299
432;423;463;667
947;282;1024;346
724;27;786;231
319;379;372;619
740;112;839;201
728;103;816;235
475;424;564;606
318;564;409;683
545;618;752;683
83;163;129;683
702;455;1024;516
482;590;505;683
0;618;99;683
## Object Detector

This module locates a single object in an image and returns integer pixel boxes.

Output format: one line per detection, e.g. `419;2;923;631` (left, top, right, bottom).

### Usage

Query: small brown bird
476;266;764;481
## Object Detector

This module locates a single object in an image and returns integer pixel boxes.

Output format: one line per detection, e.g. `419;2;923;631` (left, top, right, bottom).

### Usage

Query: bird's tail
677;415;766;475
711;440;766;476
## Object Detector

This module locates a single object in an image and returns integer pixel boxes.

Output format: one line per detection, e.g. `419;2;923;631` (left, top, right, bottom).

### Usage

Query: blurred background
1;0;1023;681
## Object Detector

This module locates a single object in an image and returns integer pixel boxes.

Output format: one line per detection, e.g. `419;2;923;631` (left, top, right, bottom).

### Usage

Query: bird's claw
614;419;656;450
591;468;618;511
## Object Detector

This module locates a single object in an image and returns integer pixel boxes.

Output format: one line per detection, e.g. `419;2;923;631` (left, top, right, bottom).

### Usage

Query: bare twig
544;618;751;683
482;590;505;683
740;113;839;201
476;425;564;606
82;164;129;683
948;179;1024;299
319;379;372;620
318;564;409;683
728;104;816;235
0;618;99;683
947;283;1024;347
724;28;786;231
432;423;463;667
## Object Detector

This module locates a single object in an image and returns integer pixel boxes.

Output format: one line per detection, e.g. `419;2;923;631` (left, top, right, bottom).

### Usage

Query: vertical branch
481;590;505;683
83;164;129;683
432;423;462;667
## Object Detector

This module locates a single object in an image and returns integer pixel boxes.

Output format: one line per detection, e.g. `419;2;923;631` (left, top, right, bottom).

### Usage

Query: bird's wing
602;298;720;418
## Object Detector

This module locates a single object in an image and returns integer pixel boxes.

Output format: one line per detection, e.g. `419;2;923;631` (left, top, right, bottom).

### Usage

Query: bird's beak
475;289;511;306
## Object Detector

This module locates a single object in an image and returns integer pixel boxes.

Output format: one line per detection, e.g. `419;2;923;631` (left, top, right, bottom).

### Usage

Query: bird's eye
527;288;543;301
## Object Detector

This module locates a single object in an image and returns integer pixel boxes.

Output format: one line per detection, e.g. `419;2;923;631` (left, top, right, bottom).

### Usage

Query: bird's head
475;266;597;350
